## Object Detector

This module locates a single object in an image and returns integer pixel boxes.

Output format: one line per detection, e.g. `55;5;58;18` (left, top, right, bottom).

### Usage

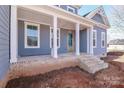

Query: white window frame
50;27;60;48
101;32;105;48
67;6;75;13
93;30;97;48
24;22;40;48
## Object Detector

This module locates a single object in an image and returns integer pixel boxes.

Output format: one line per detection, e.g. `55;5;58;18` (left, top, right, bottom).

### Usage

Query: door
67;31;74;52
0;5;10;79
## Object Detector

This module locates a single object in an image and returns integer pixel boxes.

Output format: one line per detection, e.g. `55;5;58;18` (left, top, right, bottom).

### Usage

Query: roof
82;6;110;27
109;39;124;45
83;12;91;17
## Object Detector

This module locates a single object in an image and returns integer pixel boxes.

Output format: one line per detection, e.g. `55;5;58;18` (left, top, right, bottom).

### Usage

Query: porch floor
7;53;107;82
9;53;85;80
17;53;86;63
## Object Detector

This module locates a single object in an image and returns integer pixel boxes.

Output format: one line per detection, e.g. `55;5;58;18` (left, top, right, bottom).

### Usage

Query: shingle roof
109;39;124;45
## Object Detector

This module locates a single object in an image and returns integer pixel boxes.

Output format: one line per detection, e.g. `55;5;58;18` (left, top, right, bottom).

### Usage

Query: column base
10;58;18;63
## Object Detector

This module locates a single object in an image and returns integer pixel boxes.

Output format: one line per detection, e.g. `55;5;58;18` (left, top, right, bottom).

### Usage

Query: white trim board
50;27;60;48
93;30;97;48
24;22;40;48
87;28;90;54
101;31;105;48
67;6;75;13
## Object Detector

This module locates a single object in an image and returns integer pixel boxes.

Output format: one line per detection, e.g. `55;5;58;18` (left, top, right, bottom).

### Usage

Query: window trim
101;32;105;48
67;31;74;49
50;27;60;48
24;22;40;48
67;6;75;13
93;30;97;48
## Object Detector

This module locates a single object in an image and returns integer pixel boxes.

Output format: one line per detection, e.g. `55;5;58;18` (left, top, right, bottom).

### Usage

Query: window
93;30;97;48
67;6;75;13
68;32;73;48
50;27;60;48
25;22;40;48
101;32;105;48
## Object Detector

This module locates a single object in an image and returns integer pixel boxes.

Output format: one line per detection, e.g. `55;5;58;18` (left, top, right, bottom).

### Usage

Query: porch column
89;27;93;55
52;15;58;58
10;5;18;63
87;28;90;54
75;23;80;55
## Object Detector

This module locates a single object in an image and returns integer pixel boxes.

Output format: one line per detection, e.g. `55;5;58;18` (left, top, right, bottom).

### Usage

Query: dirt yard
6;52;124;88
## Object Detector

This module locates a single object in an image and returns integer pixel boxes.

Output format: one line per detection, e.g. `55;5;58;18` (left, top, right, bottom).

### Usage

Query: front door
67;31;74;52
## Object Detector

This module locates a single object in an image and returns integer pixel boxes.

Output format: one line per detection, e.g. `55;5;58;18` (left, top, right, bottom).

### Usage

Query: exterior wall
58;28;68;54
18;20;51;57
93;26;107;55
0;5;10;79
92;14;105;24
80;30;87;53
18;20;75;56
56;5;78;14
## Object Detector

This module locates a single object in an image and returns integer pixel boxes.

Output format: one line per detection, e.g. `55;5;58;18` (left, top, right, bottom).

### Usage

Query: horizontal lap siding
93;26;107;55
18;20;51;57
80;30;87;53
58;28;68;54
0;5;10;79
18;21;72;56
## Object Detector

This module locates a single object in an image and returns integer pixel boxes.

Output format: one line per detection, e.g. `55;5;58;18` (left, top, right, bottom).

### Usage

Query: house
0;5;110;81
108;39;124;51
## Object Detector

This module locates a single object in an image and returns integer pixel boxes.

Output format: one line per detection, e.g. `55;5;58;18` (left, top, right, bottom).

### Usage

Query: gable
91;13;105;24
84;6;110;27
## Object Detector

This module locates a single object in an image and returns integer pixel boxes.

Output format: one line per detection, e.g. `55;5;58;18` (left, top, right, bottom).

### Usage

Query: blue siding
0;5;10;79
18;20;51;57
18;21;71;56
58;28;68;54
92;14;105;24
80;30;87;53
56;5;78;14
93;26;107;55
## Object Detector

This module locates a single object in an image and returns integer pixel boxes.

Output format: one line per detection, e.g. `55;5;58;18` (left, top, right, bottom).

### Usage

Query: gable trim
85;6;110;27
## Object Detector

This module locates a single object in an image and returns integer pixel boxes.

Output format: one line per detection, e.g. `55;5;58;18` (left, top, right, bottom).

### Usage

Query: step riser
79;55;108;74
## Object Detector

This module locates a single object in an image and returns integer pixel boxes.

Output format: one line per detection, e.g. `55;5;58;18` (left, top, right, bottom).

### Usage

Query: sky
78;5;124;42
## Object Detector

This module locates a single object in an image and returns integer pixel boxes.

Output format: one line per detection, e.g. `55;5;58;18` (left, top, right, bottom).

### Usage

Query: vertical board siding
0;5;10;79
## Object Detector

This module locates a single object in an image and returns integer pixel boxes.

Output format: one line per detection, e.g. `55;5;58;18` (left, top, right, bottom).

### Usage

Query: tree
111;6;124;32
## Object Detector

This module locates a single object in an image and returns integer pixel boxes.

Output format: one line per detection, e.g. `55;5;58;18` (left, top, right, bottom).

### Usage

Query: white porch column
52;16;58;58
75;23;80;55
10;6;18;63
89;27;93;55
87;28;90;54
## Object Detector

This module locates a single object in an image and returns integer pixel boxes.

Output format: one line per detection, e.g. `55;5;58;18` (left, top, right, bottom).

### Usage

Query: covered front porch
10;5;94;63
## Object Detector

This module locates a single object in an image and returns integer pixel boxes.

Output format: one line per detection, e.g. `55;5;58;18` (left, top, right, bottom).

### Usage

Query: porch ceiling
17;7;87;30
